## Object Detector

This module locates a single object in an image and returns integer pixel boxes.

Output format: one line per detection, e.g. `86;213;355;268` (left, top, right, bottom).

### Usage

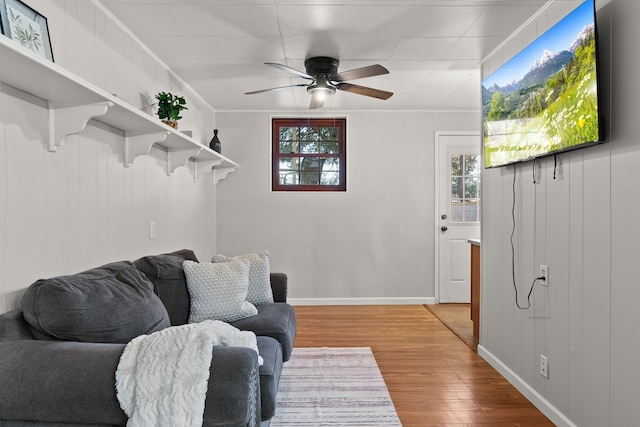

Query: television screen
482;0;602;168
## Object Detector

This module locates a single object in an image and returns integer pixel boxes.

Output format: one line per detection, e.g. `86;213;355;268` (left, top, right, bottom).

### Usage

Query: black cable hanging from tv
512;164;546;310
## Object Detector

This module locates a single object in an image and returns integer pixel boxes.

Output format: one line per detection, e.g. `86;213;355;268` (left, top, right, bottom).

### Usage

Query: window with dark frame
272;118;346;192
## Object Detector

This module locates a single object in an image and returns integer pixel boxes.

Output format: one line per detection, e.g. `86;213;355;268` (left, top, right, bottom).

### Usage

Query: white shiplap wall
0;0;219;312
480;0;640;425
215;110;479;304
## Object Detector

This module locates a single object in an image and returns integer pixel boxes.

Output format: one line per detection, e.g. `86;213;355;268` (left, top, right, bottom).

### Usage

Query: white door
436;132;481;303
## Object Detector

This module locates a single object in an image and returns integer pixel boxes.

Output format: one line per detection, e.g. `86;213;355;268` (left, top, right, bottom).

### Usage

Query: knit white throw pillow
183;259;258;323
211;251;274;306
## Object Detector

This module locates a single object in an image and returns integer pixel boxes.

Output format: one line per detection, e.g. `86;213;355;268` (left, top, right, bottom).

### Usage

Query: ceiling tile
276;4;346;37
393;37;459;60
339;37;399;59
282;36;342;60
223;36;286;61
342;5;416;38
404;5;487;37
201;5;280;37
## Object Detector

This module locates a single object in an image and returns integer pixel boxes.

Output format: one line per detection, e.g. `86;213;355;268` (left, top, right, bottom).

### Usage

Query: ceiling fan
245;56;393;109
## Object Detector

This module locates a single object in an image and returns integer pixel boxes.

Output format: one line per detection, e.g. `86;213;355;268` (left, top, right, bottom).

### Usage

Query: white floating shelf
0;35;237;182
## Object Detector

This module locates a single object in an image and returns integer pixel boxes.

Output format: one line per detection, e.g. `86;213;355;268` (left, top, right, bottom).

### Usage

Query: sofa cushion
21;261;170;344
184;259;258;323
212;251;274;306
133;249;199;326
0;310;33;342
231;303;297;361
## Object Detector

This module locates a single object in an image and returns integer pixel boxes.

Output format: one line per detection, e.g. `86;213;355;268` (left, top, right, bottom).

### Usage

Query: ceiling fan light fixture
306;76;336;99
307;86;336;99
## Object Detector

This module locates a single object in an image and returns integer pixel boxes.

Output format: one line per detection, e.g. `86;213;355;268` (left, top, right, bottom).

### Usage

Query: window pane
279;171;298;185
319;139;339;153
464;154;479;175
320;171;339;185
464;200;479;222
464;177;479;198
451;199;464;221
298;127;315;142
279;157;294;170
279;128;294;153
321;158;340;185
319;127;339;153
451;155;462;175
278;157;295;185
451;177;463;199
299;157;324;184
279;138;293;153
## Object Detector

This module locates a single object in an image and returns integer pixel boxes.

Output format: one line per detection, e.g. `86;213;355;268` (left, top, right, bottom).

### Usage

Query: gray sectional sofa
0;249;296;426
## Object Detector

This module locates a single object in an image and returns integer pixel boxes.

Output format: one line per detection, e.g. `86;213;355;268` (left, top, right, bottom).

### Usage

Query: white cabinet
0;35;237;182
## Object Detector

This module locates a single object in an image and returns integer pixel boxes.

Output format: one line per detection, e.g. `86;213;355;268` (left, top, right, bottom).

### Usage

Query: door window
450;154;480;222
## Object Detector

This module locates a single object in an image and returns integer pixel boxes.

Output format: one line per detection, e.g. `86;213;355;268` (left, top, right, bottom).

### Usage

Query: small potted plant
155;92;188;129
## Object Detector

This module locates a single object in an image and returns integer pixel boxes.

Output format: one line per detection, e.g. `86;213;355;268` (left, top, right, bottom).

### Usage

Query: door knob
441;214;447;220
441;225;448;232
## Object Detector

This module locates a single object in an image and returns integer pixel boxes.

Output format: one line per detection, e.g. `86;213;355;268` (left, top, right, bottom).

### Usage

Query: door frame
433;130;481;303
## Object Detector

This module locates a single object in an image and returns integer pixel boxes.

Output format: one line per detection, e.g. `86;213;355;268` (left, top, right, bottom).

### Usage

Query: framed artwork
0;0;53;61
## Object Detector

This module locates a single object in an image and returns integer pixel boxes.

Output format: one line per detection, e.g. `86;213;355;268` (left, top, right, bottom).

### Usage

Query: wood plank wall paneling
293;305;554;426
0;0;218;313
478;0;640;425
215;110;480;301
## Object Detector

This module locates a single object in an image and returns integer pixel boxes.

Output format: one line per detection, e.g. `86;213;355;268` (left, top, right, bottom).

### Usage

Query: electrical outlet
540;265;549;285
149;221;156;240
540;354;549;379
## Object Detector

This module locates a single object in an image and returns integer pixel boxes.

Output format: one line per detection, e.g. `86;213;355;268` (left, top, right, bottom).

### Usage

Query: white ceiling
99;0;553;112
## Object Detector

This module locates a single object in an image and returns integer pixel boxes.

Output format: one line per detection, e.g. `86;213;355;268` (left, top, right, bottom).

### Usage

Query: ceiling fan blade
336;83;393;100
245;84;309;95
309;94;325;109
265;62;314;80
333;64;389;82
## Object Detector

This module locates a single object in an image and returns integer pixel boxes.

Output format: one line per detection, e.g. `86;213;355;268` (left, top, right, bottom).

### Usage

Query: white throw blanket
116;320;261;427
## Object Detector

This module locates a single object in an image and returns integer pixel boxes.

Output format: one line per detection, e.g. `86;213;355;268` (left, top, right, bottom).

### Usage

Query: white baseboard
288;297;437;306
478;345;577;427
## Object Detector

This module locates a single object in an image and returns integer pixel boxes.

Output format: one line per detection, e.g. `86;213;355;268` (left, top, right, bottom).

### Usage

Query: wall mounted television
482;0;602;169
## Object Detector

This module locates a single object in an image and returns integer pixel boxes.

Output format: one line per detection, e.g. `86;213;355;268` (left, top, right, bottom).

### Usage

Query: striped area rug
270;347;402;426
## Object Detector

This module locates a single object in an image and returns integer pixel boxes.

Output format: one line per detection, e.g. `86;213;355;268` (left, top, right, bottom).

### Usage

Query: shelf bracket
48;101;113;152
124;132;170;167
167;147;202;176
214;167;237;184
194;159;223;182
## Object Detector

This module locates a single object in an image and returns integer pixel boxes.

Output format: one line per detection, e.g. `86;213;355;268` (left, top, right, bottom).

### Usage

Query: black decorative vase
209;129;222;153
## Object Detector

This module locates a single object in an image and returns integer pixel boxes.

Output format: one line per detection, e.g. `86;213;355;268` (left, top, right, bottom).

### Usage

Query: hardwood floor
292;305;553;426
425;303;477;351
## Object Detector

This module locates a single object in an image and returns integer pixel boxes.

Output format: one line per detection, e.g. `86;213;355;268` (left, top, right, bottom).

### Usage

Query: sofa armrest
205;347;261;426
270;272;288;303
0;340;128;425
0;340;260;427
